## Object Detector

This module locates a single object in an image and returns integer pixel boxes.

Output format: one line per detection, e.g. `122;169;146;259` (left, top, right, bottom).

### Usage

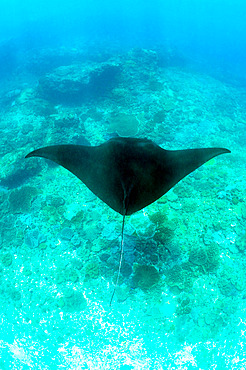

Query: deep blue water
1;0;246;79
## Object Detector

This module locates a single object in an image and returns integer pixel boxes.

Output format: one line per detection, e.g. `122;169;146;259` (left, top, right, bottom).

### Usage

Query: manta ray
26;137;230;303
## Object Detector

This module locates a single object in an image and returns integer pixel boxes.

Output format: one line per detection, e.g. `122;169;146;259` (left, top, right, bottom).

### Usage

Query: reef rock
38;61;121;104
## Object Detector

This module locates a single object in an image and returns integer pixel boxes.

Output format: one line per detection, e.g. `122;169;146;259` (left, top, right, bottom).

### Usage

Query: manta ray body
26;137;230;303
26;137;230;215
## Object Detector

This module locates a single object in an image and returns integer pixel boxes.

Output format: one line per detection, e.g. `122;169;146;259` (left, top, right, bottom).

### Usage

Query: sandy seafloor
0;40;245;369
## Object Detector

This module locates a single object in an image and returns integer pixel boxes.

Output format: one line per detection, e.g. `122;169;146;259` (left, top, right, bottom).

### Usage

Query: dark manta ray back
26;137;230;216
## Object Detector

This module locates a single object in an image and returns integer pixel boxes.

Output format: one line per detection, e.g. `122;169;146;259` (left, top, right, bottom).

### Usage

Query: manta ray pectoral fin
25;138;230;215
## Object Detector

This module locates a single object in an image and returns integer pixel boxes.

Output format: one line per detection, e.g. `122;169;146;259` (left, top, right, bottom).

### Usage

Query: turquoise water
0;1;246;369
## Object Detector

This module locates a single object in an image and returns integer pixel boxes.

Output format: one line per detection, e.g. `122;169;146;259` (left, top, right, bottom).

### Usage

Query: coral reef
176;294;192;315
38;61;120;104
217;277;236;297
154;225;174;244
46;195;65;208
59;227;74;241
55;266;79;284
206;243;220;266
1;163;42;189
8;186;38;213
65;267;79;283
148;80;163;92
236;234;246;252
85;261;100;280
218;266;245;296
1;252;13;267
25;228;47;249
189;243;220;271
153;110;167;123
58;288;87;312
148;211;168;226
129;213;156;239
108;113;139;137
10;288;21;301
132;264;160;290
165;264;194;291
17;88;56;116
189;246;207;266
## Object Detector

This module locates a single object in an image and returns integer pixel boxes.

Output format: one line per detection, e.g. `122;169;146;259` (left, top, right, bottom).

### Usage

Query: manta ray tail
110;214;126;306
110;185;131;305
